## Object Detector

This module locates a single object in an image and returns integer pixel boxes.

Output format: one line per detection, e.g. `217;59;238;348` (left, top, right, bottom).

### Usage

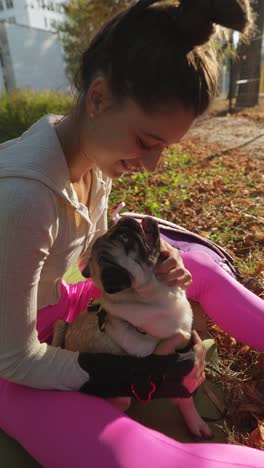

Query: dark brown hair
75;0;251;117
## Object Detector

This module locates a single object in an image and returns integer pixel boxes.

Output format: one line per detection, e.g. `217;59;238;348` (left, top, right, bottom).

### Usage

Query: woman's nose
141;147;163;172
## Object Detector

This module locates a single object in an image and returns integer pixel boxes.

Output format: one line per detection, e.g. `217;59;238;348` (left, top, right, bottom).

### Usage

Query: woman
0;0;264;466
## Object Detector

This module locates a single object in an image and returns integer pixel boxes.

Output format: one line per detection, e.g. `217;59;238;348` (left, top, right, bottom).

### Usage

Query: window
0;1;4;12
55;3;64;14
5;0;14;9
0;51;9;91
44;16;48;28
50;19;57;29
7;16;16;23
0;51;4;68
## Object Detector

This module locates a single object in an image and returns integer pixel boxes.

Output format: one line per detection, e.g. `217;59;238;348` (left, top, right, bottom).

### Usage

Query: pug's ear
116;216;142;234
101;265;132;294
141;217;160;263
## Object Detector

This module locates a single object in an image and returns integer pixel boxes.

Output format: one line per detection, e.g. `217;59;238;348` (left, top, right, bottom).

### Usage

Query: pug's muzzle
82;217;161;294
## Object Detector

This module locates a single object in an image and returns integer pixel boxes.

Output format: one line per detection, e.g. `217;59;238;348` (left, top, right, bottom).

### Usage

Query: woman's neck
54;113;94;184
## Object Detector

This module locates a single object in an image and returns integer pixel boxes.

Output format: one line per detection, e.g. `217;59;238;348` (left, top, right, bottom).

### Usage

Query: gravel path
187;115;264;164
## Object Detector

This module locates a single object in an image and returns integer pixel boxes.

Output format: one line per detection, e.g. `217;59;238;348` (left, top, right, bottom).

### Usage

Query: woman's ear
85;77;113;118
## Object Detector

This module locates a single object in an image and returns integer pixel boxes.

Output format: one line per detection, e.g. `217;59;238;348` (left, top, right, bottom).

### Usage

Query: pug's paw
172;396;213;440
187;414;213;440
154;330;191;355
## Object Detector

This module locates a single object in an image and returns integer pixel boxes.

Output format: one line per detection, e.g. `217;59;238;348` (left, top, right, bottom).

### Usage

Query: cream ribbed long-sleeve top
0;115;112;390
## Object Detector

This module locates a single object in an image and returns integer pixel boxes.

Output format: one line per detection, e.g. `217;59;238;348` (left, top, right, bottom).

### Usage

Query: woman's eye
137;137;151;151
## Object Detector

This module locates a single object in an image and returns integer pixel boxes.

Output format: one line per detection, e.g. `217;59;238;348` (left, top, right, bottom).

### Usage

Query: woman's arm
0;178;88;390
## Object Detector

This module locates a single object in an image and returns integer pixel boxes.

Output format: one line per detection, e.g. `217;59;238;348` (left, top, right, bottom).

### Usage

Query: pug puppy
52;217;212;439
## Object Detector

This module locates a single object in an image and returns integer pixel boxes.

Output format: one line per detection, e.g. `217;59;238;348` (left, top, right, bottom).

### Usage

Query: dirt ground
185;98;264;167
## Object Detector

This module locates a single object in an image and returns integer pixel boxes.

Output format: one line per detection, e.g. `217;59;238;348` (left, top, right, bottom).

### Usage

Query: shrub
0;89;73;143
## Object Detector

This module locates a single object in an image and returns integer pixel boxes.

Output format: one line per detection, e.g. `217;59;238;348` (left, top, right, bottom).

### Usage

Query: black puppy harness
86;299;194;402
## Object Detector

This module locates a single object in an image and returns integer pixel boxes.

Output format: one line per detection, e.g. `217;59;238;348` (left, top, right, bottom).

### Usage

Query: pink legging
0;250;264;468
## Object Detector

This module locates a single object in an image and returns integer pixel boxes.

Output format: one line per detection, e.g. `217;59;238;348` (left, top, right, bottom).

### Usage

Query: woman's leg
1;271;264;467
0;378;264;468
180;250;264;351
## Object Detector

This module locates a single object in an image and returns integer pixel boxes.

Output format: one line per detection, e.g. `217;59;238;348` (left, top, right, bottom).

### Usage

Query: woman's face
81;87;195;179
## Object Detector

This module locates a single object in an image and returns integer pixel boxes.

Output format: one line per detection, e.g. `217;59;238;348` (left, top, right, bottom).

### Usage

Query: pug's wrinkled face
83;217;160;294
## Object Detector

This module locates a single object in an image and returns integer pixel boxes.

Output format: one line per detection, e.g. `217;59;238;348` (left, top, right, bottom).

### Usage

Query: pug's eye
120;234;129;243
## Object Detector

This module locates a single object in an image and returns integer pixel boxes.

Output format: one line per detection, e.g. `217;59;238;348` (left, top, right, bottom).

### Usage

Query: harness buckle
131;381;157;403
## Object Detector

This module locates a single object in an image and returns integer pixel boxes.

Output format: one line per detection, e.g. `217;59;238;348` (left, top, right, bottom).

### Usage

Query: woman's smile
120;159;143;172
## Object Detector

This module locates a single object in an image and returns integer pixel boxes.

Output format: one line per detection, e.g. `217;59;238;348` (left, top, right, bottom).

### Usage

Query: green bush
0;89;73;143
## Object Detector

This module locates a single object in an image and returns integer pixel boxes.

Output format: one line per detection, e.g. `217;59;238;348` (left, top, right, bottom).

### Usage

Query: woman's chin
113;170;126;178
103;168;126;179
109;164;127;178
96;161;128;178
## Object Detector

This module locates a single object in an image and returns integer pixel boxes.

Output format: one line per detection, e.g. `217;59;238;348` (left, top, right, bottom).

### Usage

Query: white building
0;0;70;92
0;22;69;92
0;0;67;32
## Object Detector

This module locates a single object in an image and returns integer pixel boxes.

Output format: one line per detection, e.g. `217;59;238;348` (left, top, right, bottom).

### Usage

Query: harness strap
87;300;106;332
87;299;149;336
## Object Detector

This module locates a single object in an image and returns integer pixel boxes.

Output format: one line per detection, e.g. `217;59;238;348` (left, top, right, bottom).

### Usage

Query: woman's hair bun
132;0;251;49
176;0;250;48
177;0;251;48
207;0;251;32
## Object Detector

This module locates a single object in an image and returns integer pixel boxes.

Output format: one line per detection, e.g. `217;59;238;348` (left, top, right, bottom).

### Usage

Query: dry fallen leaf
248;423;264;450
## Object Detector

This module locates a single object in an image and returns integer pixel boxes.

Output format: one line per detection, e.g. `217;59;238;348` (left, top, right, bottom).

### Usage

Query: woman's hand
155;330;206;394
154;238;192;289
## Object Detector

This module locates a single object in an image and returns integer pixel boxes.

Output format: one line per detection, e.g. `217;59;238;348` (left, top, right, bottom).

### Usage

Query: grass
110;144;263;274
